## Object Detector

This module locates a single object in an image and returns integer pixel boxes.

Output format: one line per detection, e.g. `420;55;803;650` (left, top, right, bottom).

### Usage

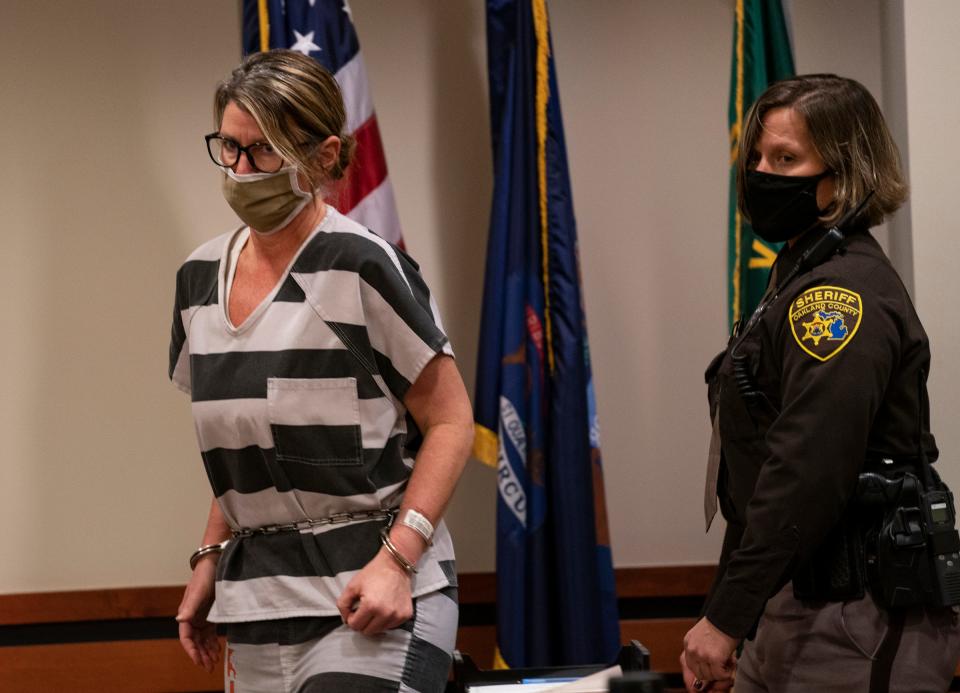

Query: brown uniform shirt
704;227;938;639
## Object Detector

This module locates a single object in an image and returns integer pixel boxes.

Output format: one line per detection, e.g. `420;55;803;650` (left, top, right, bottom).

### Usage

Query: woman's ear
317;135;342;173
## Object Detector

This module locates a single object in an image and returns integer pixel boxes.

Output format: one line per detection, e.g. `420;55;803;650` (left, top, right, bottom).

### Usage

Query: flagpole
257;0;270;52
731;0;744;327
533;0;555;375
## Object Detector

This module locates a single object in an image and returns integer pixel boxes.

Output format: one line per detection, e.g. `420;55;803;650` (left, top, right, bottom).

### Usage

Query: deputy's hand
336;548;413;637
681;617;737;691
680;651;735;691
176;557;220;672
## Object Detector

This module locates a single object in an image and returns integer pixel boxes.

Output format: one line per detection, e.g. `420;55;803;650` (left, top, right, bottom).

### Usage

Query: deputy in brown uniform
681;75;960;692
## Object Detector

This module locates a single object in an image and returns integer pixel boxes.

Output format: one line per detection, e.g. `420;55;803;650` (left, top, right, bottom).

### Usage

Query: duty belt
231;508;397;538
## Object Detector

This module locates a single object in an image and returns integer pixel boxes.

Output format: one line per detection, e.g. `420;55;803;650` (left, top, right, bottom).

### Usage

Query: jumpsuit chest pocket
267;377;362;466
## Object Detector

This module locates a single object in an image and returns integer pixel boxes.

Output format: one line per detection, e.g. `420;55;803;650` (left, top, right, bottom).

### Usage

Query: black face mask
744;170;832;243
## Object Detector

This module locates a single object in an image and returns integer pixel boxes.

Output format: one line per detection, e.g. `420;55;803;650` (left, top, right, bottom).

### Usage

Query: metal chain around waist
231;509;396;538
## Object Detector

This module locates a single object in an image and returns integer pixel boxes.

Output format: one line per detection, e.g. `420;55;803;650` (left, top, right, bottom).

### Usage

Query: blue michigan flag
474;0;620;668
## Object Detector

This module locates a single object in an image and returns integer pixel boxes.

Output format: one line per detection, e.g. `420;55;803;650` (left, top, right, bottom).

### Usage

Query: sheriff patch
788;285;862;362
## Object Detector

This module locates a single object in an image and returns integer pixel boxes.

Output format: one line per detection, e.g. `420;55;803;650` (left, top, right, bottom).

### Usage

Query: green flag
728;0;795;327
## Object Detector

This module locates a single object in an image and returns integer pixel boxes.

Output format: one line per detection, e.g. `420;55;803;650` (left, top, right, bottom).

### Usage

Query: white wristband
400;509;434;545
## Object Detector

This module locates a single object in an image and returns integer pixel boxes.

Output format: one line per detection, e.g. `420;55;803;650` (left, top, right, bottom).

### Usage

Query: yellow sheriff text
794;288;859;310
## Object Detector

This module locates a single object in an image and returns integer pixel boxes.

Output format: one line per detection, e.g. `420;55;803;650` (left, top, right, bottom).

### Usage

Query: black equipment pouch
858;370;960;609
792;507;867;602
858;466;960;609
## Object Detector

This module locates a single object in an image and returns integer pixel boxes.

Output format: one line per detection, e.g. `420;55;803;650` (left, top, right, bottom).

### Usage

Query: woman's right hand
336;546;414;637
176;557;220;672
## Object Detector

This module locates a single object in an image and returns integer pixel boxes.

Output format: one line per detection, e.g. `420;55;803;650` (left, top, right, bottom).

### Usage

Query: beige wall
1;0;956;593
901;0;960;487
0;1;246;591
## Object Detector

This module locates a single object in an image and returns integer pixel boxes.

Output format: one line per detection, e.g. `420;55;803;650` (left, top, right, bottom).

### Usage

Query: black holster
792;510;868;602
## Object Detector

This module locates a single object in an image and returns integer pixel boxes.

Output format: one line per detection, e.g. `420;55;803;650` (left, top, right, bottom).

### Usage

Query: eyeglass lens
207;136;284;173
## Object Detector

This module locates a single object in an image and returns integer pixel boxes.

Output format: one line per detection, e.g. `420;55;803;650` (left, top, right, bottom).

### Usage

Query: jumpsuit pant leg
223;586;459;693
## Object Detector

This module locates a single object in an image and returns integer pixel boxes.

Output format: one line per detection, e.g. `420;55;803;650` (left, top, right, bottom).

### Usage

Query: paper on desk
464;665;624;693
466;684;560;692
543;664;623;692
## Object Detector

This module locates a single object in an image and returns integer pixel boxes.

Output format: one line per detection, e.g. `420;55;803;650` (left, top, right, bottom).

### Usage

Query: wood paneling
0;586;183;626
456;572;497;604
0;639;223;693
621;618;695;673
615;566;716;598
454;625;498;670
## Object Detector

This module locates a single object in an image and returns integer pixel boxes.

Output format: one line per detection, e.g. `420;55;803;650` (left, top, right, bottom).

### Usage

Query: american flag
243;0;403;246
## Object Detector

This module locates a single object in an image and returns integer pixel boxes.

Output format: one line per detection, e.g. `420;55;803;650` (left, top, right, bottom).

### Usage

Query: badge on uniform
788;285;863;362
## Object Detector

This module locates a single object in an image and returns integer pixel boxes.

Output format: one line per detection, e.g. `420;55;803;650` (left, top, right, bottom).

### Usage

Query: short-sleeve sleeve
358;245;454;403
168;267;192;394
167;238;224;395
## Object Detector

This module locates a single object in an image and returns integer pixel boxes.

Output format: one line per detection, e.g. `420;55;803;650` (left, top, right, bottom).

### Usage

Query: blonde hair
738;74;907;228
214;49;356;192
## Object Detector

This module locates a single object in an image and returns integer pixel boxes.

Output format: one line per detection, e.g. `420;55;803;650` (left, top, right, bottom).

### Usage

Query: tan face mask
221;167;312;234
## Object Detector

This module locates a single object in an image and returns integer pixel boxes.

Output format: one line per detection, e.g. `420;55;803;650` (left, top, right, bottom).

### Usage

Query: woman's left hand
336;548;414;637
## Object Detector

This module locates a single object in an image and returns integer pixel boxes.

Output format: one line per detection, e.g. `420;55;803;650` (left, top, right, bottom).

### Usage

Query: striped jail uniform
168;208;457;690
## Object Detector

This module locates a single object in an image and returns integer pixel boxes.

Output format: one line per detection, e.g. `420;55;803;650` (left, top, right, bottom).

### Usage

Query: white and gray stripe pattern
169;208;456;623
223;586;458;692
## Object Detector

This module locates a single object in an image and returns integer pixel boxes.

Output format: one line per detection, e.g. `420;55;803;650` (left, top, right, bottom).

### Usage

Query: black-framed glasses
205;132;285;173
